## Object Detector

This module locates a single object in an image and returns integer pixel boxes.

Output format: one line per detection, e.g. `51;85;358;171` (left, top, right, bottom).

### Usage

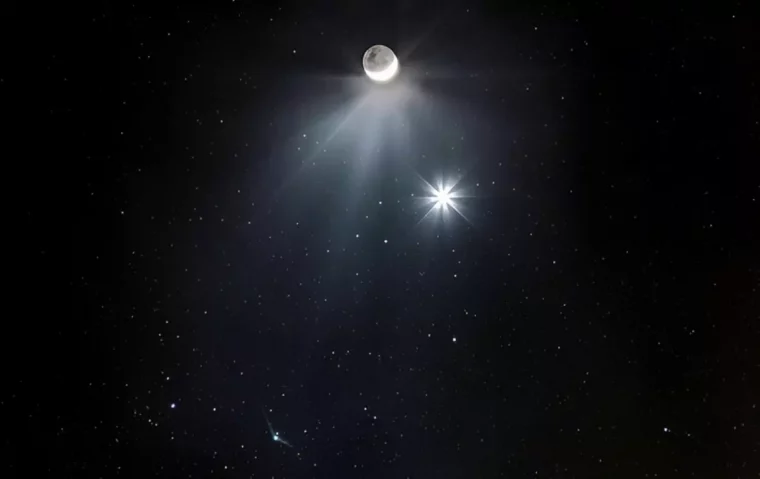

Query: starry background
10;0;759;477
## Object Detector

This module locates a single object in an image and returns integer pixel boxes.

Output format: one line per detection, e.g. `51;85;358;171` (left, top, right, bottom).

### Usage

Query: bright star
417;175;471;224
435;186;453;208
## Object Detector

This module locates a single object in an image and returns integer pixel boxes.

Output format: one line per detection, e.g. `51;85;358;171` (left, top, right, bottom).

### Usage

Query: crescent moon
365;55;399;83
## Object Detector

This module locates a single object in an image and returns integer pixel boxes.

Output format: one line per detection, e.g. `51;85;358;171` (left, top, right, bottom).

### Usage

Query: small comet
262;407;293;448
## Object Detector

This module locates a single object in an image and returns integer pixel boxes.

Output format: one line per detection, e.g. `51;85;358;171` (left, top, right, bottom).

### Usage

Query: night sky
12;0;759;477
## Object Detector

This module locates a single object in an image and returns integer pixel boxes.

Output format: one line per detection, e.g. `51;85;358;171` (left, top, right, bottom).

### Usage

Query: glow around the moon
363;45;399;83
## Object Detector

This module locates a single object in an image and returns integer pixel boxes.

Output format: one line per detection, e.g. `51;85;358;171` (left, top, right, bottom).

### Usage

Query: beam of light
269;71;419;204
262;56;425;211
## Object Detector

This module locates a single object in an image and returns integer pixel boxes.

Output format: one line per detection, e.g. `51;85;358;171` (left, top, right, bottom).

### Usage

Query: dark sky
12;0;759;477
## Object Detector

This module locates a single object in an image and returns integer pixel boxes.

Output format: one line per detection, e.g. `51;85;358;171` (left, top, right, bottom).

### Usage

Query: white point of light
417;175;471;224
170;403;176;409
435;186;453;208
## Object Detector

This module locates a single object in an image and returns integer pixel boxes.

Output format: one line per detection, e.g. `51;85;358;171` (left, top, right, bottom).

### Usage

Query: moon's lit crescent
365;55;399;83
